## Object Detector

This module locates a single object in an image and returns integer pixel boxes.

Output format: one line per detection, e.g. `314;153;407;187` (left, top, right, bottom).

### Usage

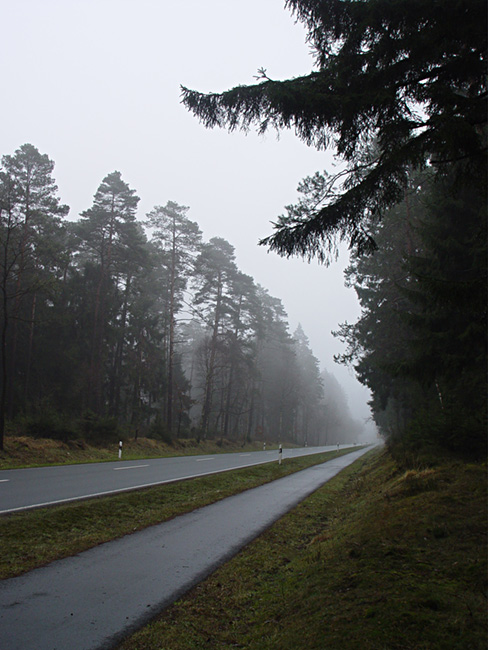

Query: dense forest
183;0;487;460
2;1;486;460
0;143;362;450
333;167;486;458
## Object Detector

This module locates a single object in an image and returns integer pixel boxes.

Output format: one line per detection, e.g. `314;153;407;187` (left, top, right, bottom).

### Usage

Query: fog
1;0;377;440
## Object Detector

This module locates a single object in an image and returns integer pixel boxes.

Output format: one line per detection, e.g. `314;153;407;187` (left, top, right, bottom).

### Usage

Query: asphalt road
0;446;371;650
0;444;352;514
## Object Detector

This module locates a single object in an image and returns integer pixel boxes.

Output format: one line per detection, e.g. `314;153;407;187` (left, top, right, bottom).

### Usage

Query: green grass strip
0;448;355;580
118;449;487;650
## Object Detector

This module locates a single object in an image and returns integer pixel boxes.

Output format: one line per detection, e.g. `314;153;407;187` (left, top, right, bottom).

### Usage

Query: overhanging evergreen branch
181;0;487;261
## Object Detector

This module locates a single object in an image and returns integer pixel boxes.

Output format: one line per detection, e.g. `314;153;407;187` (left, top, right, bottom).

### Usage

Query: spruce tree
402;175;487;454
182;0;487;260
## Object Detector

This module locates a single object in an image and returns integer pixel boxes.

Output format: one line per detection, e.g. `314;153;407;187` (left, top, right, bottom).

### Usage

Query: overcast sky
1;0;375;437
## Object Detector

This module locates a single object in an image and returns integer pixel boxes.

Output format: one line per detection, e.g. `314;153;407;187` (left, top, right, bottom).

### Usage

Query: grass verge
118;449;487;650
0;435;275;470
0;448;355;580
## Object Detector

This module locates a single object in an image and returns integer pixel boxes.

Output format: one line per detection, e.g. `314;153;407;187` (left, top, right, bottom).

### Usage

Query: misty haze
0;1;485;649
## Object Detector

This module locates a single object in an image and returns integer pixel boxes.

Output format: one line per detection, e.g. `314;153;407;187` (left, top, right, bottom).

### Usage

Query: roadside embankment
119;449;487;650
0;435;274;470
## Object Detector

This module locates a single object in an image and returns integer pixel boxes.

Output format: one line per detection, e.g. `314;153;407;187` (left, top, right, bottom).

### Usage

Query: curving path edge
0;446;372;650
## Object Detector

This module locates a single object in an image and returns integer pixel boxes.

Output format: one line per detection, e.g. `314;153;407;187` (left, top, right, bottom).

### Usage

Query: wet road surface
0;445;346;514
0;446;371;649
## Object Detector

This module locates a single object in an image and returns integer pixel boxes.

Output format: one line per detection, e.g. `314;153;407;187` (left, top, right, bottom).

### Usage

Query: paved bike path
0;447;371;649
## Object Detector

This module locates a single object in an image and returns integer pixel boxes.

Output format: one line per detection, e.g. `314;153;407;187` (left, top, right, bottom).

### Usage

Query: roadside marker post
263;441;266;451
118;441;123;459
278;444;282;465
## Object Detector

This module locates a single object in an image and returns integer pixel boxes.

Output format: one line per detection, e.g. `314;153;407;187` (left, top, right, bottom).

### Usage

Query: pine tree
192;237;239;435
254;288;299;443
0;144;68;448
221;271;259;440
75;171;140;413
146;201;202;433
292;324;324;445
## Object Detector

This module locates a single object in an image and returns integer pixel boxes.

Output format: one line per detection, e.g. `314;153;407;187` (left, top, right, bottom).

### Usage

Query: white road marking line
113;464;149;471
0;458;277;515
0;479;10;483
239;453;251;457
195;457;214;462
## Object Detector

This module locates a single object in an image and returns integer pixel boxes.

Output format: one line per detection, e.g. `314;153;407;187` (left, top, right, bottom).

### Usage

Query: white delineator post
278;444;282;465
118;441;123;459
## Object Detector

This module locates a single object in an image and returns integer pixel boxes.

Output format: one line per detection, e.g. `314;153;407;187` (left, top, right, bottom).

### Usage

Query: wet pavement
0;446;371;649
0;445;344;514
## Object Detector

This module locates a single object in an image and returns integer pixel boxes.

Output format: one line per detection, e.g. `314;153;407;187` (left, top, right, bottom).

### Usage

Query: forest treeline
182;0;487;461
333;167;486;459
0;143;362;450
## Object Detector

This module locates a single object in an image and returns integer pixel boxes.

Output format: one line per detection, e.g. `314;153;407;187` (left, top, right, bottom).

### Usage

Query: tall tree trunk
90;204;116;413
167;226;177;433
130;337;143;426
8;196;30;417
23;293;37;405
0;284;8;451
200;278;222;436
0;207;14;449
246;378;255;444
223;295;243;438
109;275;131;417
90;267;105;412
223;360;234;439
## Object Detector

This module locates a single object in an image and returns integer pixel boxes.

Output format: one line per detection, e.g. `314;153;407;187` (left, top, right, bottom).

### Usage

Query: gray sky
1;0;375;435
